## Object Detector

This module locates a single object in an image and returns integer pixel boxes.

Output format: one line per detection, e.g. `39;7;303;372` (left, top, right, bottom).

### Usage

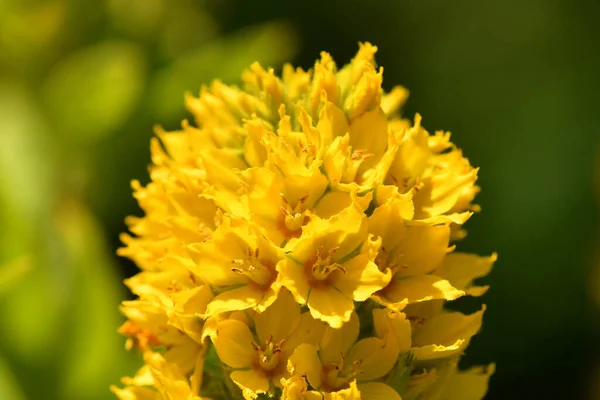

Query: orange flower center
118;321;161;351
340;149;373;184
278;194;311;238
322;354;362;391
306;245;346;284
231;247;275;287
252;335;286;373
374;245;407;277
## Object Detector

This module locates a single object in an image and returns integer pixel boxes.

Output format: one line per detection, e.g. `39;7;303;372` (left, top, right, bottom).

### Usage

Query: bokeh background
1;0;599;399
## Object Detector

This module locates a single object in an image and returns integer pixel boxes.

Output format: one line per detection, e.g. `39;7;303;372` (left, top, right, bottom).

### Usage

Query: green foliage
42;41;146;143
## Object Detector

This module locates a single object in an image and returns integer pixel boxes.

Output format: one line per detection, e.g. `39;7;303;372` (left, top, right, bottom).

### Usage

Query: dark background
0;0;599;399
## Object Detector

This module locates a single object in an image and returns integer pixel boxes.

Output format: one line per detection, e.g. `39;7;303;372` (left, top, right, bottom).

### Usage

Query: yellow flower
205;290;325;396
112;352;210;400
116;42;496;399
119;298;204;374
186;216;284;316
401;360;495;400
277;200;391;328
280;375;361;400
367;184;496;310
286;312;402;399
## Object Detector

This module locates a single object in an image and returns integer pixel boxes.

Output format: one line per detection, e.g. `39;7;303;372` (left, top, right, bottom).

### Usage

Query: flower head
115;42;495;399
204;290;325;396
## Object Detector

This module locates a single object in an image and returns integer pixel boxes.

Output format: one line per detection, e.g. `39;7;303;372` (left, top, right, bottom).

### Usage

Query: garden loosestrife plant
112;43;496;400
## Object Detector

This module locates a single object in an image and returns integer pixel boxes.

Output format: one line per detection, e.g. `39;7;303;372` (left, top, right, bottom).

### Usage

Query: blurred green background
1;0;599;399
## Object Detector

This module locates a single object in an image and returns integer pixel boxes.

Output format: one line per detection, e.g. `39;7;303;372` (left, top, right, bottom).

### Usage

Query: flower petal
319;312;359;365
307;286;354;328
287;344;323;389
358;382;402;400
324;380;362;399
212;319;256;369
373;308;412;354
205;285;271;317
283;312;327;355
277;258;311;304
412;307;485;348
411;340;465;361
231;369;270;394
334;256;391;302
378;275;464;306
411;307;485;361
254;289;301;344
440;364;495;400
438;252;497;296
347;337;398;381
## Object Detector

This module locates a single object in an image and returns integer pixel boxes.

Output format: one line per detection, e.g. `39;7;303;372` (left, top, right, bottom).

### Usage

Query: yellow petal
334;256;391;302
372;185;414;221
205;285;271;316
145;351;196;400
358;382;402;400
347;336;397;381
200;148;246;195
391;225;450;278
348;107;388;171
378;275;464;306
412;307;485;349
410;339;465;361
422;166;478;218
282;312;327;355
438;252;497;296
254;289;301;344
306;286;354;328
243;388;259;400
316;101;349;148
276;258;311;305
296;200;368;264
287;343;323;389
402;364;446;399
212;319;256;369
190;351;205;396
343;62;382;119
110;385;157;400
193;217;280;291
386;118;431;187
243;117;271;167
440;364;495;400
319;312;359;364
162;339;203;374
381;86;409;116
121;365;154;386
314;191;354;219
310;52;339;115
373;308;412;354
168;285;213;343
280;375;309;400
324;380;362;400
369;194;451;278
231;369;270;394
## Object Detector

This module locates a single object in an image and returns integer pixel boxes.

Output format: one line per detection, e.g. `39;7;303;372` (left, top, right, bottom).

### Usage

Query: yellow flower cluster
112;43;496;400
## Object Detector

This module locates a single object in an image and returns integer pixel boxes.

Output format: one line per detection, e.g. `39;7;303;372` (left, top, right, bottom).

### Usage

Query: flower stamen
230;247;274;287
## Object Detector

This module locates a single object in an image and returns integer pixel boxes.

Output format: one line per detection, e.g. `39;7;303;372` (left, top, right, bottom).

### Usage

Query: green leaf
42;41;146;143
0;81;64;365
0;81;55;261
0;354;26;400
0;255;33;298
